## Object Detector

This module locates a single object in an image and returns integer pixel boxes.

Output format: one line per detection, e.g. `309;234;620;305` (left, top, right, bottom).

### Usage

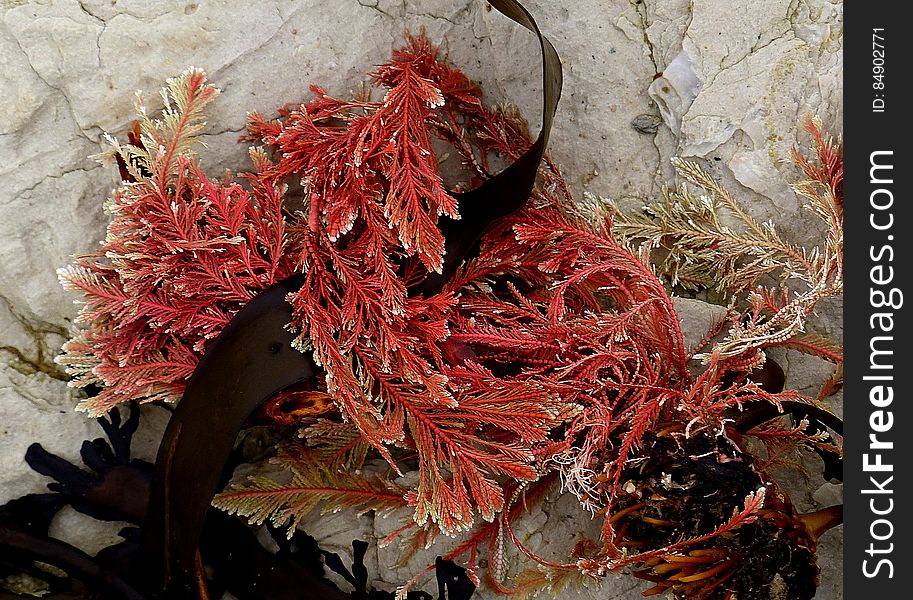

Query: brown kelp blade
731;399;843;437
141;274;317;596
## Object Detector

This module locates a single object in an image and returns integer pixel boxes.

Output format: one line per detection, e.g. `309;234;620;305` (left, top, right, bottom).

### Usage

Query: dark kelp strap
731;399;844;437
731;399;844;482
141;275;317;596
0;525;147;600
412;0;563;296
142;1;562;596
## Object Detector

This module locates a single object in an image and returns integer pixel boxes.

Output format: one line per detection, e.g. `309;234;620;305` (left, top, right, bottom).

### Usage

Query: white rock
649;50;702;136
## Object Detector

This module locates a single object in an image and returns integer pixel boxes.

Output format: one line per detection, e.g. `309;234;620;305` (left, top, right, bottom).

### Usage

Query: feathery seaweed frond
214;443;409;537
242;35;574;535
57;70;294;415
612;119;843;364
